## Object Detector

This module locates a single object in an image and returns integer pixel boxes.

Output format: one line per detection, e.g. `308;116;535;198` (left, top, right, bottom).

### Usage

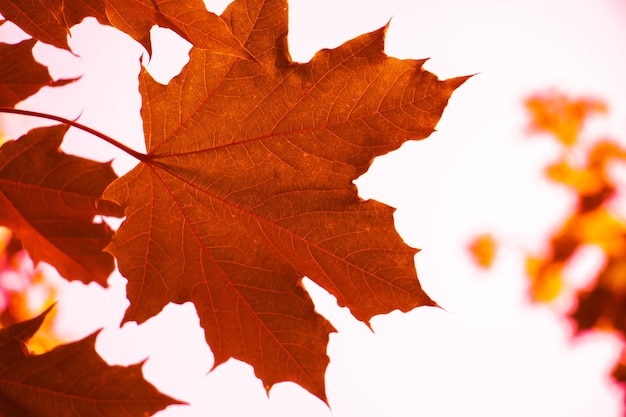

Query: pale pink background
2;0;626;416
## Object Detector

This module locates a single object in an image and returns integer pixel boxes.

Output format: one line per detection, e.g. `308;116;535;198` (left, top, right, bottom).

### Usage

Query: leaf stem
0;107;150;163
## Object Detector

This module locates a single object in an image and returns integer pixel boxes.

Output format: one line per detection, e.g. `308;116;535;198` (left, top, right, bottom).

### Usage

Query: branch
0;107;150;163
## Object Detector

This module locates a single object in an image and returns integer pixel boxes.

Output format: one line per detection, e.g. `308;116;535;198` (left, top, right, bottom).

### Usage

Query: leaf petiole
0;107;150;163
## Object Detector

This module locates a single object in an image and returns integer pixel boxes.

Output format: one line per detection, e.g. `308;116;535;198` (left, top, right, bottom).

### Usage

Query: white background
2;0;626;416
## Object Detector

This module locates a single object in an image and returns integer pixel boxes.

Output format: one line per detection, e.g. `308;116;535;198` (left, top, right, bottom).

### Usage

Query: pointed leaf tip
0;125;120;285
0;40;76;107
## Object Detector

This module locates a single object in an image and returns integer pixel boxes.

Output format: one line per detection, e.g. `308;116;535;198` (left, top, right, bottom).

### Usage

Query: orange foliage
476;90;626;405
523;93;626;309
525;91;606;146
468;233;497;269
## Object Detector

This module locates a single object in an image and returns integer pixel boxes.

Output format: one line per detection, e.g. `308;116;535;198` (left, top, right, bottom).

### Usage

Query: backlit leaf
525;92;606;146
0;39;75;108
0;306;182;417
0;125;123;285
102;0;466;401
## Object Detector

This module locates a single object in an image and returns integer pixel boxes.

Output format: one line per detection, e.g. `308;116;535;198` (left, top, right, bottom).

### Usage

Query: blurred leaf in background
469;90;626;406
467;233;497;269
0;227;62;354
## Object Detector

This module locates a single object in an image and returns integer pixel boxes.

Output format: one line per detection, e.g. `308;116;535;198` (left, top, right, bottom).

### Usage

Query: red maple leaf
101;0;467;401
0;306;182;416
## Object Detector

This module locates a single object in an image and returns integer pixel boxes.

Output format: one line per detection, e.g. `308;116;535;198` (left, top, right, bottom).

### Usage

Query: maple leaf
0;39;75;108
0;306;182;417
0;0;250;58
101;0;467;402
0;124;123;285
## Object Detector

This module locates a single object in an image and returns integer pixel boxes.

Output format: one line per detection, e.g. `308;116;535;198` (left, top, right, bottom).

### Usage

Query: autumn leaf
467;233;497;269
0;0;108;52
102;0;466;401
0;0;250;58
525;91;606;146
0;39;75;108
0;306;182;417
0;124;123;285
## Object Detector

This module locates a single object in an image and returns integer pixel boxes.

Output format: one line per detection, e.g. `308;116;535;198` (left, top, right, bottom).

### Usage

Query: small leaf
0;306;183;417
467;233;497;269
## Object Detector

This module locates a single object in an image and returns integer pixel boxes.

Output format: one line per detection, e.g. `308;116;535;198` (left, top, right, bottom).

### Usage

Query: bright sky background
2;0;626;416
